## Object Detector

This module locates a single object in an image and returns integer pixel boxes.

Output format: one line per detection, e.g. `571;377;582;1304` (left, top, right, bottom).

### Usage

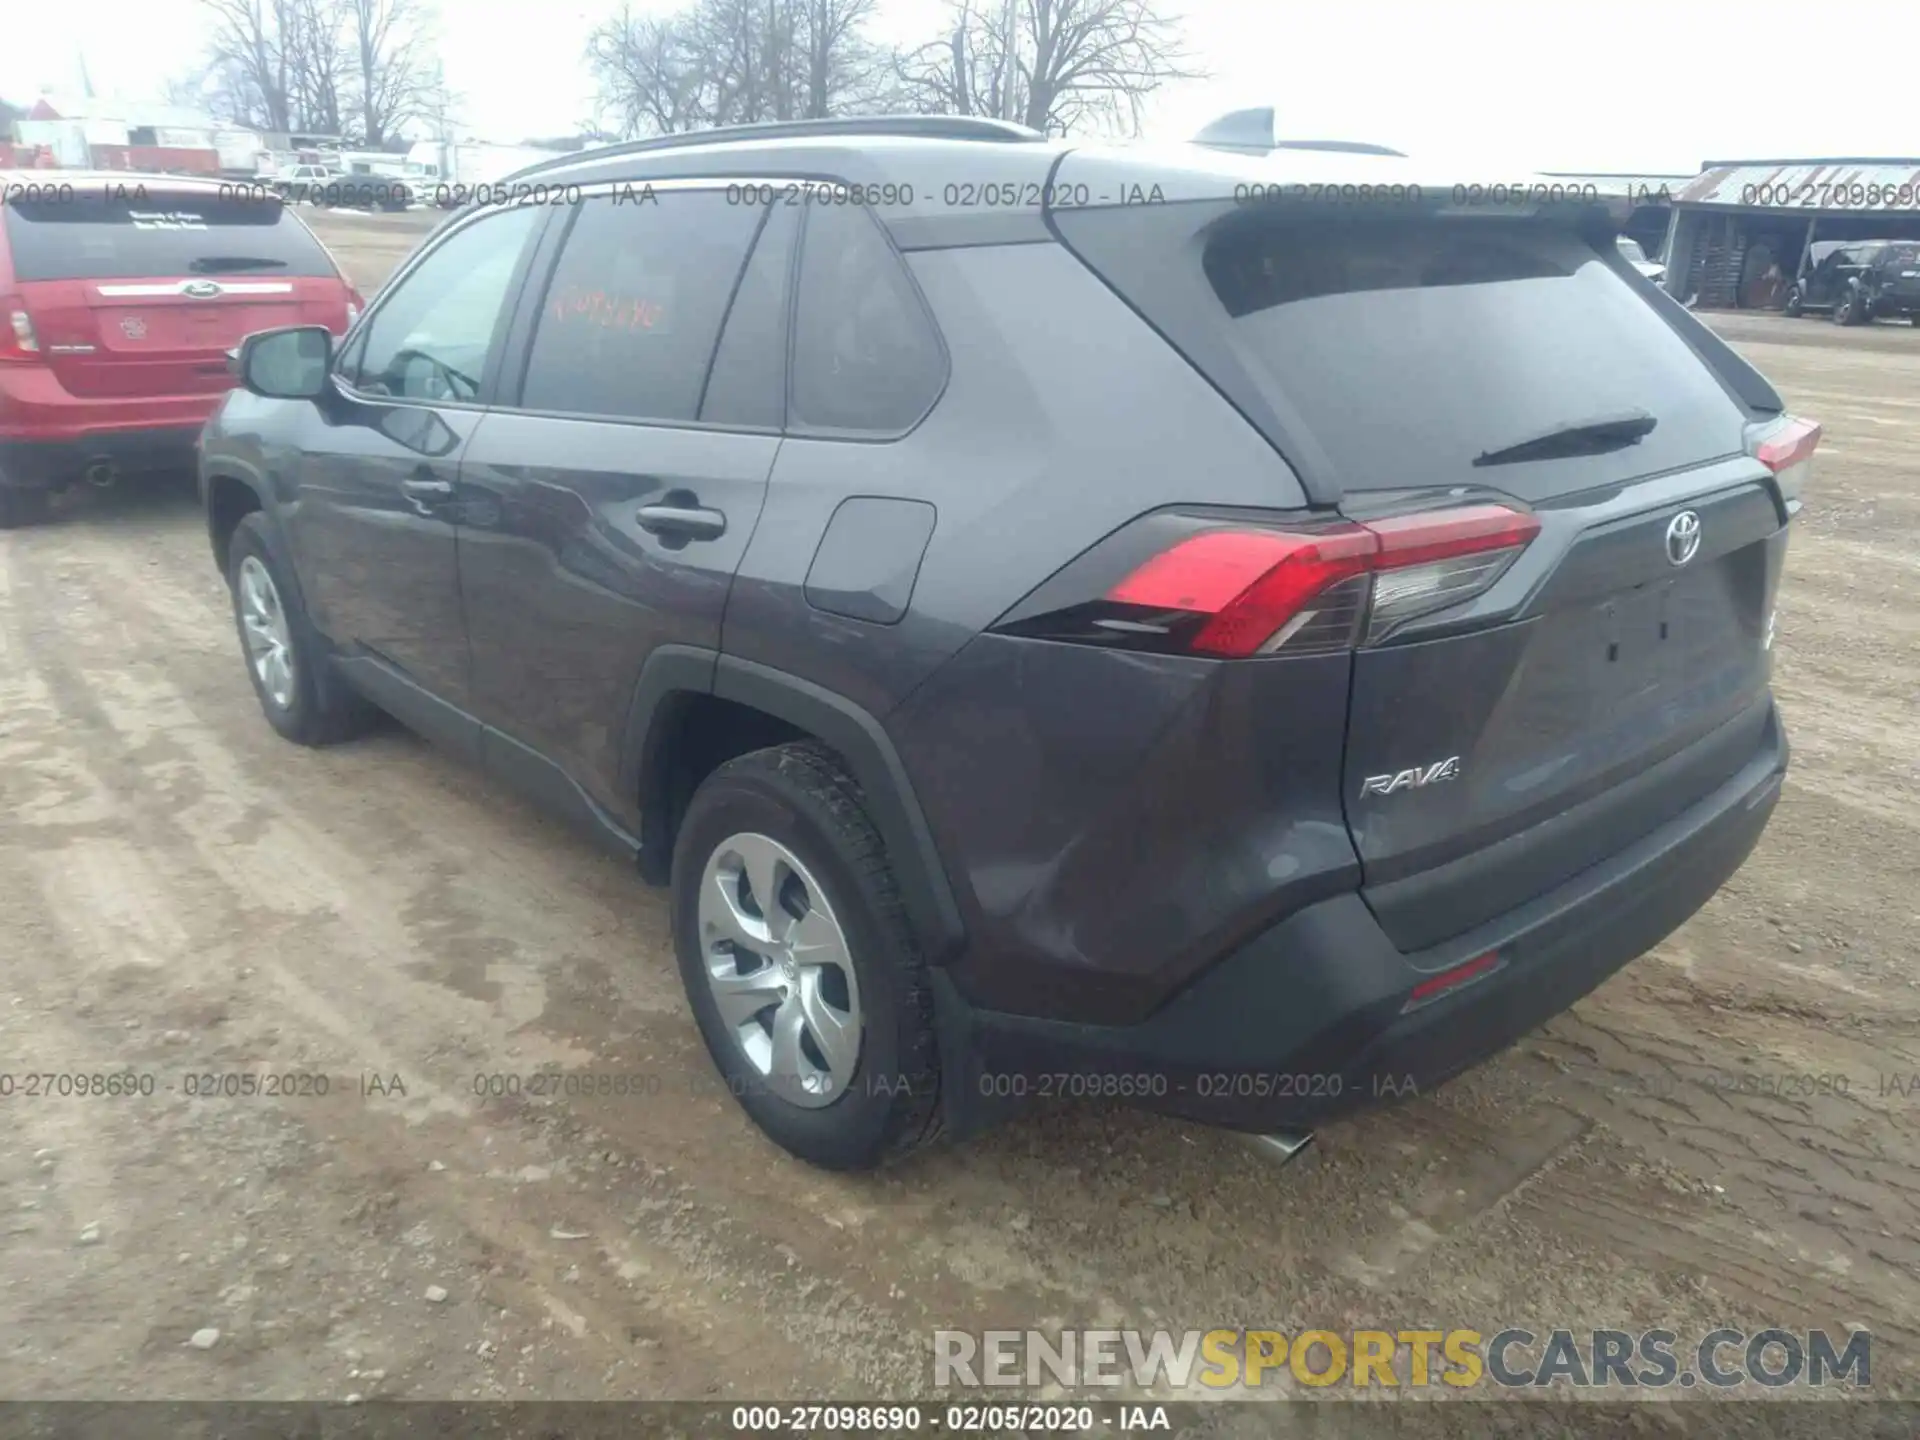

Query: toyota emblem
182;280;222;299
1665;510;1702;567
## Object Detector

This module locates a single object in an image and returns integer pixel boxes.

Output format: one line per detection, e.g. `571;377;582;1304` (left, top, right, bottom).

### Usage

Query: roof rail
502;114;1046;183
1190;107;1404;158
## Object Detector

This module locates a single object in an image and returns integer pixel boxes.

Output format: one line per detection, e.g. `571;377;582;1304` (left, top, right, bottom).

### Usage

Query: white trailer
408;141;576;199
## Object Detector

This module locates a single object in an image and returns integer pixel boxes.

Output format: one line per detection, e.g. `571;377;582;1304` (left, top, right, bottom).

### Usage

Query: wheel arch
204;470;268;576
622;648;967;965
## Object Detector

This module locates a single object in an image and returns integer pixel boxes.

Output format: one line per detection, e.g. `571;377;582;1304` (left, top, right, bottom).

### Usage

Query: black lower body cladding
932;706;1786;1139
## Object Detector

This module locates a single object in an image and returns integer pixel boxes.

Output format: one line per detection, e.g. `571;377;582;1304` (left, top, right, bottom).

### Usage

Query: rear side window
1;193;336;280
1199;215;1749;499
789;201;945;435
519;191;762;424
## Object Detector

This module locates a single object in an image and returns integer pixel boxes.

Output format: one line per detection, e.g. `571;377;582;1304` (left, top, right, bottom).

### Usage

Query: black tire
1783;286;1804;318
0;487;52;530
671;742;942;1171
226;512;376;745
1831;288;1857;325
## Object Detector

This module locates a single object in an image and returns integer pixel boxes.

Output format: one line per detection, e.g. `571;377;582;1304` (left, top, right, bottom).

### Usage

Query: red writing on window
549;285;666;332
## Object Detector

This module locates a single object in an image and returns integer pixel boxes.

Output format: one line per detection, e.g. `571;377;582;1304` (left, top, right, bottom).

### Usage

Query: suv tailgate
1049;161;1791;951
2;190;348;398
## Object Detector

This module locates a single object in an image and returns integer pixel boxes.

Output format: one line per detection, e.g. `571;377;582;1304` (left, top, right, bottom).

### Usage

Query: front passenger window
343;204;541;403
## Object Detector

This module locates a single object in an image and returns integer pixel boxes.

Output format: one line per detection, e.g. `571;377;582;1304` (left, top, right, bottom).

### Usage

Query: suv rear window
1197;214;1748;498
1;193;336;281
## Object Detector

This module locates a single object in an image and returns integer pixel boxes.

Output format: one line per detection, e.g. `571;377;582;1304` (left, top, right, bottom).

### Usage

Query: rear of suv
197;118;1804;1170
0;173;361;526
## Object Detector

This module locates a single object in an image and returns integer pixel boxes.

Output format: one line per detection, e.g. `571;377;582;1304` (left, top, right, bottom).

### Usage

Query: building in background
1664;158;1920;309
7;94;263;176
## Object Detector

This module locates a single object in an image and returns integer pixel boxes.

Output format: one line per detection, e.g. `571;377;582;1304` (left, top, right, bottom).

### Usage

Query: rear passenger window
789;202;945;434
520;191;762;424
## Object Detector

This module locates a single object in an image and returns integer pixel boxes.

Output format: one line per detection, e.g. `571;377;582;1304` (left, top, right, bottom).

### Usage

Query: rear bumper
1;364;224;487
0;425;203;488
936;703;1787;1137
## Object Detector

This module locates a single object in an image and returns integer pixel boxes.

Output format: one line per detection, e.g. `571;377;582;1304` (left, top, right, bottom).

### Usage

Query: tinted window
345;204;541;402
1;193;336;280
700;200;798;429
790;202;945;434
1199;215;1748;499
519;191;762;423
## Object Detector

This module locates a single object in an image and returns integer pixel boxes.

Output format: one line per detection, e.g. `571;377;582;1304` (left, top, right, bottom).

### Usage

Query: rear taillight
1;294;40;362
1749;414;1819;509
995;503;1540;659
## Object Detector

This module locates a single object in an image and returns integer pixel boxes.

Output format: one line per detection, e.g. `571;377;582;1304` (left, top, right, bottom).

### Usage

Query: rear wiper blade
188;256;289;273
1473;409;1658;467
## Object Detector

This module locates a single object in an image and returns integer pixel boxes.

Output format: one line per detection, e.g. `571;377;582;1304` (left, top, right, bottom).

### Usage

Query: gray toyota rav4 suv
198;115;1810;1170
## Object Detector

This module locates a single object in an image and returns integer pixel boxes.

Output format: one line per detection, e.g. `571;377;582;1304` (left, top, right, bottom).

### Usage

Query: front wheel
227;513;376;745
670;743;942;1171
1831;288;1859;325
1783;285;1804;318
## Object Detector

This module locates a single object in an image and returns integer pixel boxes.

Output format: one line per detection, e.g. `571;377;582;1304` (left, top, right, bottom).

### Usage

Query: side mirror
236;325;333;400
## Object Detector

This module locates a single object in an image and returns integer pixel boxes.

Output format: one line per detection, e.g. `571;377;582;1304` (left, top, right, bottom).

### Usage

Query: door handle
635;502;727;540
402;477;454;498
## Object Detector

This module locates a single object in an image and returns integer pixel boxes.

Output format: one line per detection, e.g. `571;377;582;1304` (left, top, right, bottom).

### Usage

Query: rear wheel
1831;288;1859;325
671;743;942;1171
0;486;52;529
1783;285;1804;318
227;513;375;745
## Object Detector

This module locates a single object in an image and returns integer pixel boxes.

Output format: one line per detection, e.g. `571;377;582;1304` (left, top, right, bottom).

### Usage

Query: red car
0;171;361;527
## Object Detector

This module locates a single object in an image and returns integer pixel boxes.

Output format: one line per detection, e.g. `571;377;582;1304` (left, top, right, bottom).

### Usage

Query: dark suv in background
197;116;1809;1170
1785;238;1920;324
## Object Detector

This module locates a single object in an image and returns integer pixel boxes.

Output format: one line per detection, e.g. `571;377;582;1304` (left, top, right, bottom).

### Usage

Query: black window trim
328;198;560;414
784;195;951;444
490;175;795;436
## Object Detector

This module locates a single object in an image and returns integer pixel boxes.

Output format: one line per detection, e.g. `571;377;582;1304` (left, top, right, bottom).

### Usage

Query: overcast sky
6;0;1917;173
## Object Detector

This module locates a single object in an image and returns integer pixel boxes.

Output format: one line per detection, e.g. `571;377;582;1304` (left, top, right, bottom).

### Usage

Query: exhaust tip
1242;1130;1315;1168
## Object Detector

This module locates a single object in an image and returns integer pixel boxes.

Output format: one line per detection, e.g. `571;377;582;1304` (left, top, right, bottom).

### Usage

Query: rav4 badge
1360;757;1462;798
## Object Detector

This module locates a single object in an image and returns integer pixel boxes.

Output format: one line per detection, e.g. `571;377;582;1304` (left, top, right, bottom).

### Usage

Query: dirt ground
0;214;1916;1413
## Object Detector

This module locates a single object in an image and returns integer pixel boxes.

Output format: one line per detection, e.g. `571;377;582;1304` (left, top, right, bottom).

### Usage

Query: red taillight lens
1;294;41;362
1109;526;1376;657
1056;503;1540;659
1749;414;1819;507
1752;415;1820;473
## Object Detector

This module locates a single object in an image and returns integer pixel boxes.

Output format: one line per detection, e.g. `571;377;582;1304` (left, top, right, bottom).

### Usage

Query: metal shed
1664;158;1920;310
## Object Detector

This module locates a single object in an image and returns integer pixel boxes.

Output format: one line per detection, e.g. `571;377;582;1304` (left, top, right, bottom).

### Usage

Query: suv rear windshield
2;193;336;281
1197;214;1748;498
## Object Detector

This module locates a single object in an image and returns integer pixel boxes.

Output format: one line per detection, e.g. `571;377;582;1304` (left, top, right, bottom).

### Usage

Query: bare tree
178;0;443;142
587;3;715;135
586;0;895;139
290;0;350;136
191;0;300;131
346;0;443;146
898;0;1199;135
